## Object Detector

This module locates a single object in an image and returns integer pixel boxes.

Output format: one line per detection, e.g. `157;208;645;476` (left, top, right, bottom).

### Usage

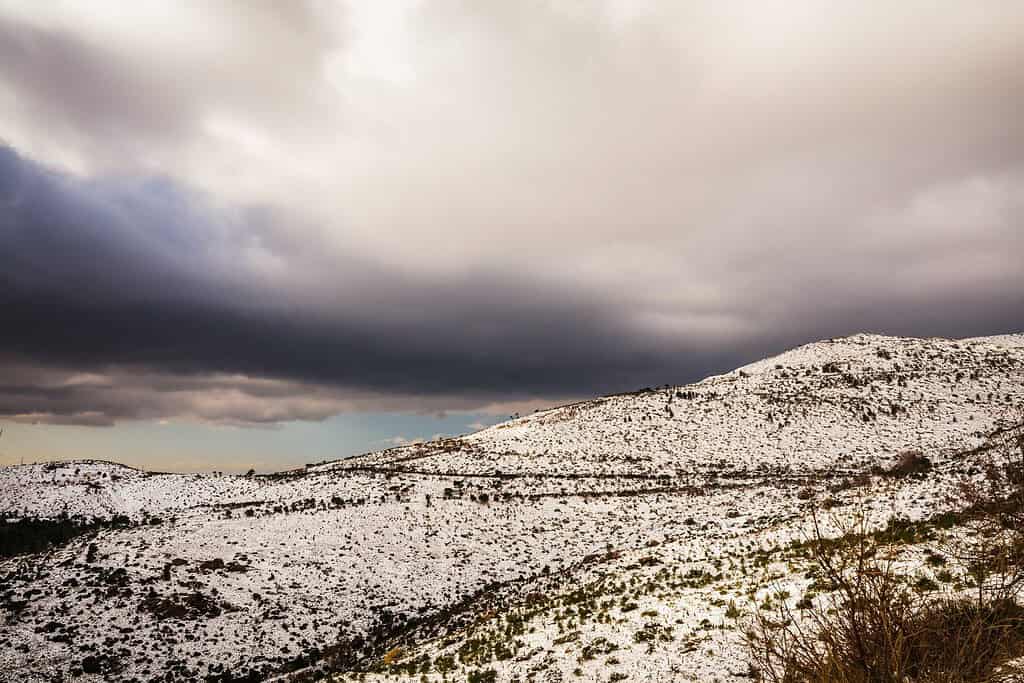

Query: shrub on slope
746;416;1024;683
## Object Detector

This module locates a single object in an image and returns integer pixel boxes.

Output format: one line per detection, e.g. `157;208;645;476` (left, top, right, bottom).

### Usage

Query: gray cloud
0;3;341;174
0;17;191;151
0;2;1022;426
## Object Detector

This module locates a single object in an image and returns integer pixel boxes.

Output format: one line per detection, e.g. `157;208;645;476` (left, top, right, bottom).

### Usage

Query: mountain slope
0;333;1021;682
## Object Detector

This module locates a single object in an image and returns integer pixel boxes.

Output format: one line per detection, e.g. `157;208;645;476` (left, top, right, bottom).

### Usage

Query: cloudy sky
1;1;1022;471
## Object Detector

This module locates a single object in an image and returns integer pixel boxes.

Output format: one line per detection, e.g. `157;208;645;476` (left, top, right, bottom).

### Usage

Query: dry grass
747;528;1024;683
746;416;1024;683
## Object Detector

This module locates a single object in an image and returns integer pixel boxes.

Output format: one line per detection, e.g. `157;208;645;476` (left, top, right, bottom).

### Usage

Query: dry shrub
952;413;1024;606
746;520;1024;682
871;450;933;479
889;450;933;478
747;414;1024;683
749;594;1024;682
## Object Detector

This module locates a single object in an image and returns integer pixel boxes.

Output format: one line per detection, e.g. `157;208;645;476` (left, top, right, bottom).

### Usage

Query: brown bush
746;517;1024;682
951;413;1024;606
747;417;1024;683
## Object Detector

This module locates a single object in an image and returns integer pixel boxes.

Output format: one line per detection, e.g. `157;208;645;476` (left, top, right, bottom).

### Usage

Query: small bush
881;450;932;478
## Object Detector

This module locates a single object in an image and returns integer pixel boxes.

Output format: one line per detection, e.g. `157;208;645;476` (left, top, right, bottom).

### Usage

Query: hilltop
0;332;1022;682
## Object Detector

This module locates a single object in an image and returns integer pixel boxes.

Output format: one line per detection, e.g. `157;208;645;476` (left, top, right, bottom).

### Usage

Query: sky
1;1;1022;472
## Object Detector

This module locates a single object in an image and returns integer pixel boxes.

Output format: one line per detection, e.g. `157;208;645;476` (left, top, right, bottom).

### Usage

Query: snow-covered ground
0;333;1021;681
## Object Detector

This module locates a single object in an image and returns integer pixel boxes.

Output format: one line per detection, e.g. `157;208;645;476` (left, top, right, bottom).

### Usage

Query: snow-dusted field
0;333;1021;682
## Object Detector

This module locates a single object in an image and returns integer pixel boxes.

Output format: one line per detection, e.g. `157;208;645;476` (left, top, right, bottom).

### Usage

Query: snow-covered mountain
1;333;1022;682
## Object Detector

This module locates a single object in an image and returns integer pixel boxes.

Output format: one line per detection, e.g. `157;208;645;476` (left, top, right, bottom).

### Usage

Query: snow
0;332;1021;681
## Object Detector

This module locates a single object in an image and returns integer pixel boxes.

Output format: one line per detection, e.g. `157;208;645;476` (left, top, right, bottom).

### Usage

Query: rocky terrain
1;332;1022;682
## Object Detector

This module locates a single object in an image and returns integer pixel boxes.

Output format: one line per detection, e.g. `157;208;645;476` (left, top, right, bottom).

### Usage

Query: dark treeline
0;514;130;558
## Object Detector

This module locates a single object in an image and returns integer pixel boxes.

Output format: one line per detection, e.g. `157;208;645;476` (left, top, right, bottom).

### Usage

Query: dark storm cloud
1;142;1021;427
0;144;745;424
0;2;1023;426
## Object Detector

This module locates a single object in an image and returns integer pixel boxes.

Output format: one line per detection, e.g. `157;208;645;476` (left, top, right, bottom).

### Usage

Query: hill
1;332;1022;682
